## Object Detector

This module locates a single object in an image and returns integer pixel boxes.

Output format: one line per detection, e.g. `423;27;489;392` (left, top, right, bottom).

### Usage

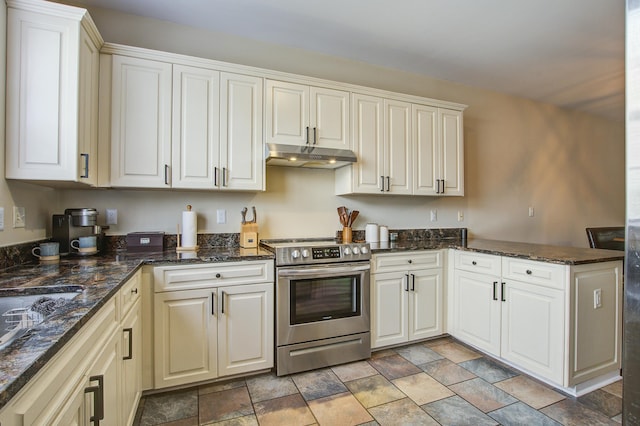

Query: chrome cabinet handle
164;164;170;185
80;153;89;178
123;328;133;360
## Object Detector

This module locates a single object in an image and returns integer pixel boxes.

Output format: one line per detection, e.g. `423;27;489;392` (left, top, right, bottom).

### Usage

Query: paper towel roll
181;207;197;248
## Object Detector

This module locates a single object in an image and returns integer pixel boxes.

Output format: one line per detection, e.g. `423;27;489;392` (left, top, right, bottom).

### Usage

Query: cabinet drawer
372;250;442;273
502;257;565;289
454;251;501;276
121;270;141;317
154;260;274;292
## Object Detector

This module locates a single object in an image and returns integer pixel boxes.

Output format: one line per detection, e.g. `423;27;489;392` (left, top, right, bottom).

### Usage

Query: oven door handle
277;263;370;277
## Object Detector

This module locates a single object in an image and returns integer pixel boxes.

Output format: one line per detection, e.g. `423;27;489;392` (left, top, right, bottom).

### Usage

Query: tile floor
134;337;623;425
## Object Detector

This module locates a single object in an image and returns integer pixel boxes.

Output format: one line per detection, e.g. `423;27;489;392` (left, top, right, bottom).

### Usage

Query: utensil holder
342;226;352;243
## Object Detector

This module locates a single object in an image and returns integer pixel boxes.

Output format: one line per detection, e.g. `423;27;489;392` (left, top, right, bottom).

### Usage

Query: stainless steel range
261;238;371;376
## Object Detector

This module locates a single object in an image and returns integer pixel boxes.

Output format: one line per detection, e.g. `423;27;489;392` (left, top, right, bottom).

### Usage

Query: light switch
217;209;226;224
0;207;4;231
13;206;25;228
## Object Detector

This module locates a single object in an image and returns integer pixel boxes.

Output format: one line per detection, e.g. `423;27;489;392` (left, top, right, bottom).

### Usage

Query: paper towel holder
176;205;199;252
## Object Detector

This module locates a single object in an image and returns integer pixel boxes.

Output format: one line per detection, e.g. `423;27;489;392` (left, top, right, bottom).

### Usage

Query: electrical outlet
0;207;4;231
457;210;464;222
430;209;437;222
13;206;25;228
106;209;118;225
528;206;535;217
594;288;602;309
217;209;226;224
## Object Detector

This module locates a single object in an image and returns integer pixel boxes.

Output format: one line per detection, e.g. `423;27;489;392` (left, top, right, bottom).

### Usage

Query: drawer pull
85;375;104;425
493;281;498;301
123;328;133;360
408;259;413;264
131;288;138;294
216;273;221;279
526;269;532;275
405;274;410;292
472;261;477;266
411;274;415;291
501;282;506;302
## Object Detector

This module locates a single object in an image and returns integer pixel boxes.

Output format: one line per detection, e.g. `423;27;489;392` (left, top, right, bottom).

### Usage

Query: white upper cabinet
5;0;103;185
219;73;264;191
110;55;173;188
266;80;350;149
172;65;220;189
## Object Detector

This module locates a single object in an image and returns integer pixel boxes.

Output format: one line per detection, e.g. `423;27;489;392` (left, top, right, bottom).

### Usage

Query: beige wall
5;3;626;247
0;2;60;247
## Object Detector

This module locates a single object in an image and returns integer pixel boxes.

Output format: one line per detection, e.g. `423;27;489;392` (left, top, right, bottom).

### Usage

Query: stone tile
420;358;477;385
422;395;498;426
578;389;623;418
370;348;396;359
332;360;378;382
368;398;439;425
199;378;247;396
449;377;518;413
430;342;483;363
392;372;454;405
368;354;422;380
205;415;259;426
494;375;565;409
459;357;519;383
292;368;348;401
541;398;620;426
345;374;406;408
253;394;316;426
199;386;254;424
163;417;199;426
424;336;456;347
139;388;198;426
602;379;623;399
489;401;561;426
612;413;623;424
246;373;298;403
395;343;444;365
307;392;373;425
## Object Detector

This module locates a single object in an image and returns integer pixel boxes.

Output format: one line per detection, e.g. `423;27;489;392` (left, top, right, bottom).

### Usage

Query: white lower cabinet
451;250;622;391
371;251;443;348
153;261;274;389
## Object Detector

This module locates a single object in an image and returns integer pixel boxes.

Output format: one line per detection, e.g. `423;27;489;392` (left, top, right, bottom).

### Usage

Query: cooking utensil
349;210;359;227
251;206;257;224
337;206;348;226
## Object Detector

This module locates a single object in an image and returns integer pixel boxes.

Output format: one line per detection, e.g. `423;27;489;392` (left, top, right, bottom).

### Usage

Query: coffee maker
52;208;103;255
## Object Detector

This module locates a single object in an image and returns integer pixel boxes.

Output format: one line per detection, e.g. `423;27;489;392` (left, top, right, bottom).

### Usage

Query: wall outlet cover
13;206;25;228
0;207;4;231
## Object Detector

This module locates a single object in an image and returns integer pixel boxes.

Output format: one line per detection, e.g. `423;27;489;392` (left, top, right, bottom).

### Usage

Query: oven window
290;275;361;324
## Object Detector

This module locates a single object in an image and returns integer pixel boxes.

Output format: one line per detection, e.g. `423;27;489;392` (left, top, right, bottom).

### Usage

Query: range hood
265;143;357;169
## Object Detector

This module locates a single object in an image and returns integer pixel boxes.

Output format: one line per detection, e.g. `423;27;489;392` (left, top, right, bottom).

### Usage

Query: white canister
379;225;389;242
365;223;379;242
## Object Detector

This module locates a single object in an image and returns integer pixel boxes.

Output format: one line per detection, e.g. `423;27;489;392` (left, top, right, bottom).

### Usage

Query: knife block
240;223;258;248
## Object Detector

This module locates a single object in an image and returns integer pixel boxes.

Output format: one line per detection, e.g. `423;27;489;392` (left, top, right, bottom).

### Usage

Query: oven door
276;262;370;346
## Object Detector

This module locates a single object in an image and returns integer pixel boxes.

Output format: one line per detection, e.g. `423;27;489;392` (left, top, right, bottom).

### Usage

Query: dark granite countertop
0;247;273;410
370;238;624;265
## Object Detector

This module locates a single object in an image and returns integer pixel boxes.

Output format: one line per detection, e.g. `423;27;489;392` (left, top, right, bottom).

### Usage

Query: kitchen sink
0;286;84;350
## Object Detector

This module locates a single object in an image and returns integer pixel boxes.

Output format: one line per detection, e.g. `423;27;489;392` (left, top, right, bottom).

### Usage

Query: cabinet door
412;104;438;195
310;87;350;149
408;269;443;341
121;300;142;426
217;283;274;376
77;27;100;186
385;100;412;194
220;73;264;191
5;8;94;183
439;108;464;196
171;64;220;189
501;280;564;384
371;272;409;348
347;93;385;194
265;80;309;145
84;329;121;426
154;289;218;388
111;55;172;188
452;270;501;356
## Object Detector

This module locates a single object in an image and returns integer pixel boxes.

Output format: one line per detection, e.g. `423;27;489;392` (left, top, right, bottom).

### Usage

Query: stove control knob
343;247;352;256
291;249;301;259
301;249;310;258
360;246;369;254
352;246;360;255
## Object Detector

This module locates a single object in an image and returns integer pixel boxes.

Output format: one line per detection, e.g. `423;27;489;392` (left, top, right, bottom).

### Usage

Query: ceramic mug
32;242;59;259
71;236;97;252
